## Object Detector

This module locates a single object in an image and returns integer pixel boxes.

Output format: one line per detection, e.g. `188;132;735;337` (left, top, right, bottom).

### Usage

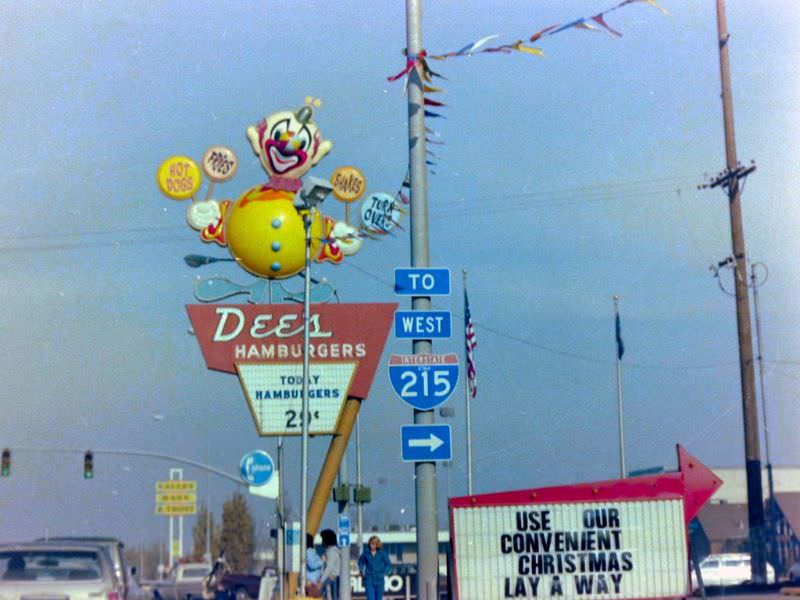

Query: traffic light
1;449;10;477
83;451;93;479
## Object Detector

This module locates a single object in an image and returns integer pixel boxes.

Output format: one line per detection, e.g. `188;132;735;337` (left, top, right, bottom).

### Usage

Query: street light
296;176;333;596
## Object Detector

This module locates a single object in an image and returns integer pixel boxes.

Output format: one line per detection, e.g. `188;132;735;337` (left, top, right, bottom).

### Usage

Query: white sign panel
452;500;688;600
236;362;357;435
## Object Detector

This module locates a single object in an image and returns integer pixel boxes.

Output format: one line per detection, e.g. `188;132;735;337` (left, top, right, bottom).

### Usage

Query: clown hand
186;199;221;231
331;221;364;256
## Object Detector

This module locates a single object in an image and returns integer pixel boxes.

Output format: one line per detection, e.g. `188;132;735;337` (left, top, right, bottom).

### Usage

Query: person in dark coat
357;536;392;600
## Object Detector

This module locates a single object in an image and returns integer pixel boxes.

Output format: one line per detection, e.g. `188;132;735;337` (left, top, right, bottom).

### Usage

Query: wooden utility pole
713;0;767;581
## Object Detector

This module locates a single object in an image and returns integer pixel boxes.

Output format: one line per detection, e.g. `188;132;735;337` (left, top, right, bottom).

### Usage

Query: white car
691;553;775;587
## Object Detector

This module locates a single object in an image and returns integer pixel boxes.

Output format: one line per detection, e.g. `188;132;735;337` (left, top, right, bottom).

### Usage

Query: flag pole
463;269;473;495
613;295;626;478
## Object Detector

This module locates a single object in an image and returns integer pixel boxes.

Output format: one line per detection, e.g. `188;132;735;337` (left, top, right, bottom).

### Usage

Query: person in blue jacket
357;535;392;600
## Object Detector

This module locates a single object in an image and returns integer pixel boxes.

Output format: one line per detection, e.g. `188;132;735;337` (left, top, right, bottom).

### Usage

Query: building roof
776;492;800;535
710;467;800;504
696;502;749;545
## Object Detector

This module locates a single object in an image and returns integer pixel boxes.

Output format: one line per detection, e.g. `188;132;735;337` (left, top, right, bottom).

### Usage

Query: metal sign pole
299;206;314;596
405;0;439;597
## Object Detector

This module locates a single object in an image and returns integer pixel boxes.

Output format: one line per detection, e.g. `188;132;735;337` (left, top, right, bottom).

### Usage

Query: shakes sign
187;303;396;436
449;446;721;600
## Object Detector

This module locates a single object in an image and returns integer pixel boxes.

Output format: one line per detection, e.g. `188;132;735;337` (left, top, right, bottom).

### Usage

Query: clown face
246;105;333;180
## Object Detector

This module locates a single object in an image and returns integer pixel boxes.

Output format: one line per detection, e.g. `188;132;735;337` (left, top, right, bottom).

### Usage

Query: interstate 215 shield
388;353;459;410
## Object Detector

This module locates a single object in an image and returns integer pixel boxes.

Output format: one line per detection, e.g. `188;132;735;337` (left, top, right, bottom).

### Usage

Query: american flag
464;289;478;398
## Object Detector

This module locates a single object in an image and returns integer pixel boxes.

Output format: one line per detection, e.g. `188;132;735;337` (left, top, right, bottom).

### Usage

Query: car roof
0;541;111;552
36;536;124;547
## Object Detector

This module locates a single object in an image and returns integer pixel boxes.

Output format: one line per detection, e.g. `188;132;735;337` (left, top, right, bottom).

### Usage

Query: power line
342;260;741;372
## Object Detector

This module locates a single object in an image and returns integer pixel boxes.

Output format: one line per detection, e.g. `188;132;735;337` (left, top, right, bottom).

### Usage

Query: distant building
689;466;800;575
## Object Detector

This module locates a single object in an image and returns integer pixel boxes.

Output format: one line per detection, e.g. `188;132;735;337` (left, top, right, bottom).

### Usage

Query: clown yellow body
186;100;362;279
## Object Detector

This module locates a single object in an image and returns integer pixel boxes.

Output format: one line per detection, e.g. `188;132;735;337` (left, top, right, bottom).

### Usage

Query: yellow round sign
330;166;366;203
157;156;202;200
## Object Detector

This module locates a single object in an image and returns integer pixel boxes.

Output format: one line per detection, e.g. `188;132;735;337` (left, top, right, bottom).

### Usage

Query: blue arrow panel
401;424;453;462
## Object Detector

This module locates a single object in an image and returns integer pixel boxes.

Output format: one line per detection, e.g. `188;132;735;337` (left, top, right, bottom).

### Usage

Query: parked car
142;561;211;600
691;553;775;587
38;536;130;599
220;568;277;600
0;541;120;600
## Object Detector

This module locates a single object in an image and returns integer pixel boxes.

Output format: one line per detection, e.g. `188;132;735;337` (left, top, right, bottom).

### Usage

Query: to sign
239;450;275;486
389;354;459;410
394;268;451;296
394;311;452;339
448;446;722;600
401;424;452;462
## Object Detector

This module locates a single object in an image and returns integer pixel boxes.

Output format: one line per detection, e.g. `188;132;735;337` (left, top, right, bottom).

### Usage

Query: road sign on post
448;446;722;600
338;513;351;547
389;353;459;410
155;479;197;516
401;424;452;463
240;450;275;486
394;268;451;296
394;310;452;339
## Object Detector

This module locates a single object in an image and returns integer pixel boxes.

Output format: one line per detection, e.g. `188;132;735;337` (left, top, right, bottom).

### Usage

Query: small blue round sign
239;450;275;487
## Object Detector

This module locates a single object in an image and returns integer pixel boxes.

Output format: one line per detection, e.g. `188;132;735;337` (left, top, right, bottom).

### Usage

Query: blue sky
1;0;799;551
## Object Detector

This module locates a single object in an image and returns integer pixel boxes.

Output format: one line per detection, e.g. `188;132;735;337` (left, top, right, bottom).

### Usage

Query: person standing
357;536;392;600
318;529;340;600
305;533;323;598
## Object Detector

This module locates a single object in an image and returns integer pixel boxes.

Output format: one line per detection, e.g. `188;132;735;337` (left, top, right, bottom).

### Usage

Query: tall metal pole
613;296;626;479
405;0;439;597
751;262;776;569
277;437;284;600
714;0;766;581
299;206;314;595
355;414;364;552
463;270;473;495
338;454;351;600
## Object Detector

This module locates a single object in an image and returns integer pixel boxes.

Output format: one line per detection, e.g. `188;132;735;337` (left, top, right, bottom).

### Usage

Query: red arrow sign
449;446;722;600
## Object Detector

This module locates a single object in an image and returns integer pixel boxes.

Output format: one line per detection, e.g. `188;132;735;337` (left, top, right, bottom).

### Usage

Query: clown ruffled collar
263;176;303;192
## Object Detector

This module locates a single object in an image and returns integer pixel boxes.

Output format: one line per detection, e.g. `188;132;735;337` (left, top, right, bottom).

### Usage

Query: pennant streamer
387;0;667;73
385;0;668;189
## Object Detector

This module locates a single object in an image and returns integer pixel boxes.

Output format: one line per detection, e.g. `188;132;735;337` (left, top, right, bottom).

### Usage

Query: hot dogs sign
157;100;398;436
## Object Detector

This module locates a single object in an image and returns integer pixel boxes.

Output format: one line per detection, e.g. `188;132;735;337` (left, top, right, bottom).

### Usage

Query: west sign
449;446;722;600
187;303;396;436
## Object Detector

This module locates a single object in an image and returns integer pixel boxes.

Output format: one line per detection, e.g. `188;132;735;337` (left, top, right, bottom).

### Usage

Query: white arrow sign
408;433;444;452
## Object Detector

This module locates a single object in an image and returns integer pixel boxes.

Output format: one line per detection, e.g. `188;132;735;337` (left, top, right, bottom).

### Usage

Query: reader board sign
187;303;396;436
448;446;721;600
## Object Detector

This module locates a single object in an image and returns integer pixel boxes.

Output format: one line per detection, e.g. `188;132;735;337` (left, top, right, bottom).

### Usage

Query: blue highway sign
394;311;452;339
401;424;453;463
338;513;351;547
394;268;451;296
239;450;275;486
389;353;459;410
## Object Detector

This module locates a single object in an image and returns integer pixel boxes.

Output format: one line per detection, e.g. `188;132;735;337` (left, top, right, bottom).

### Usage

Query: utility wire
343;260;742;372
